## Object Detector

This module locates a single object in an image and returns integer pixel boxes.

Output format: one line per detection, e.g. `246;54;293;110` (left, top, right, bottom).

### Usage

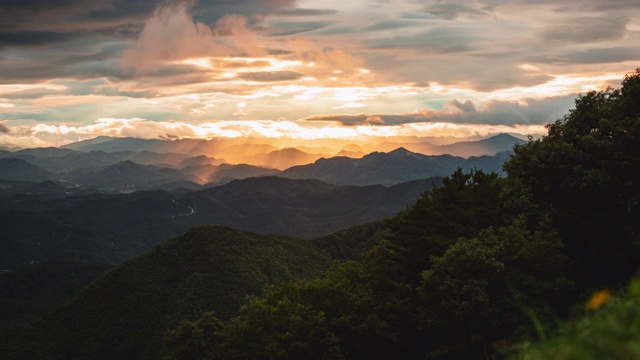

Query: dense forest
2;69;640;359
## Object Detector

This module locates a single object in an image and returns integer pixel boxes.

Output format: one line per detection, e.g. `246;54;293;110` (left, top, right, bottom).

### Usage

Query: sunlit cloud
1;0;639;149
18;117;545;149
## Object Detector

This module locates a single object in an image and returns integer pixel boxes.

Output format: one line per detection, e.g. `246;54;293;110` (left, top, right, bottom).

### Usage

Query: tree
419;218;572;358
162;313;225;360
504;68;640;289
367;169;503;286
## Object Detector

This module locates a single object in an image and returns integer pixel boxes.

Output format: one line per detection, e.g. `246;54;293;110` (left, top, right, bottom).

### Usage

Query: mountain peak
388;147;412;155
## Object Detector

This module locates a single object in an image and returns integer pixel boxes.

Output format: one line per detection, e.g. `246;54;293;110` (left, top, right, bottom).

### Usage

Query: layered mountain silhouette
1;135;523;190
280;147;510;186
63;160;201;192
0;133;526;270
0;176;442;270
59;133;526;167
0;158;56;182
406;133;527;157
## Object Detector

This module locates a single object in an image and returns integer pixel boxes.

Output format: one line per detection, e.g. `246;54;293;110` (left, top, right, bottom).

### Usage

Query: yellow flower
586;289;611;310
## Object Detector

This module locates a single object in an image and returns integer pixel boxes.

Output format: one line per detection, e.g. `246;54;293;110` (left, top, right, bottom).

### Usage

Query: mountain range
0;133;523;191
57;133;525;167
280;147;510;186
1;225;337;359
0;175;442;271
0;132;525;327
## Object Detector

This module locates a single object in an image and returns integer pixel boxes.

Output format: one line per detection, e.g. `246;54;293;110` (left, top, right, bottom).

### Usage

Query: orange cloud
121;5;268;75
121;4;228;74
214;14;267;57
286;38;365;80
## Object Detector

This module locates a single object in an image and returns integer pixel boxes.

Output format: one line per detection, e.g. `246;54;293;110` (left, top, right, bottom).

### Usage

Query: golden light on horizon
24;118;546;149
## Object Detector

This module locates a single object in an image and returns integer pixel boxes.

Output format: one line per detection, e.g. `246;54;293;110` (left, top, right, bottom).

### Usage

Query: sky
1;0;639;148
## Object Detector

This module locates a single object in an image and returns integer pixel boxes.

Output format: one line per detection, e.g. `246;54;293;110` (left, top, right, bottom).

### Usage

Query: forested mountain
0;176;442;270
0;158;56;182
2;70;639;359
1;226;331;360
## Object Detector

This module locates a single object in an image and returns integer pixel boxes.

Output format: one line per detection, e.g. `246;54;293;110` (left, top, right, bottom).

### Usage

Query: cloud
538;16;628;42
213;13;266;56
361;19;423;32
121;5;276;74
276;8;338;17
239;70;306;82
367;27;474;53
0;122;10;134
265;21;334;36
423;3;494;20
304;96;576;126
0;0;296;37
121;5;227;74
528;46;640;65
278;38;366;81
0;31;78;46
0;0;297;83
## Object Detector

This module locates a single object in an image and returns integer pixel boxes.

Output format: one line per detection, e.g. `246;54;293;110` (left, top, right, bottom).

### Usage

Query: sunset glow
1;0;639;149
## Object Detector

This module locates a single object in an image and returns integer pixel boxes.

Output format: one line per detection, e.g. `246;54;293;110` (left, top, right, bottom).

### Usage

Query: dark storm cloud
0;0;297;43
304;96;576;126
191;0;297;26
0;31;79;46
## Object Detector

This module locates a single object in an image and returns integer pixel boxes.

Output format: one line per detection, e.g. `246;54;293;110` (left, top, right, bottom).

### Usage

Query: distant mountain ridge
0;158;56;182
0;135;525;190
60;133;527;167
63;160;202;191
406;133;527;157
280;146;512;186
0;175;443;270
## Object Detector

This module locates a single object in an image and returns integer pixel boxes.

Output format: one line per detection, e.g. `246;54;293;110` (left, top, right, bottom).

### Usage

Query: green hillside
1;226;330;360
0;260;112;327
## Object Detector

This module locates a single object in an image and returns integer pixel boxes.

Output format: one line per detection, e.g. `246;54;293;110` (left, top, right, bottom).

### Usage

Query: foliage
367;168;503;286
0;260;112;327
312;220;388;261
419;218;573;357
162;312;226;360
512;279;640;359
504;68;640;288
2;225;330;360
